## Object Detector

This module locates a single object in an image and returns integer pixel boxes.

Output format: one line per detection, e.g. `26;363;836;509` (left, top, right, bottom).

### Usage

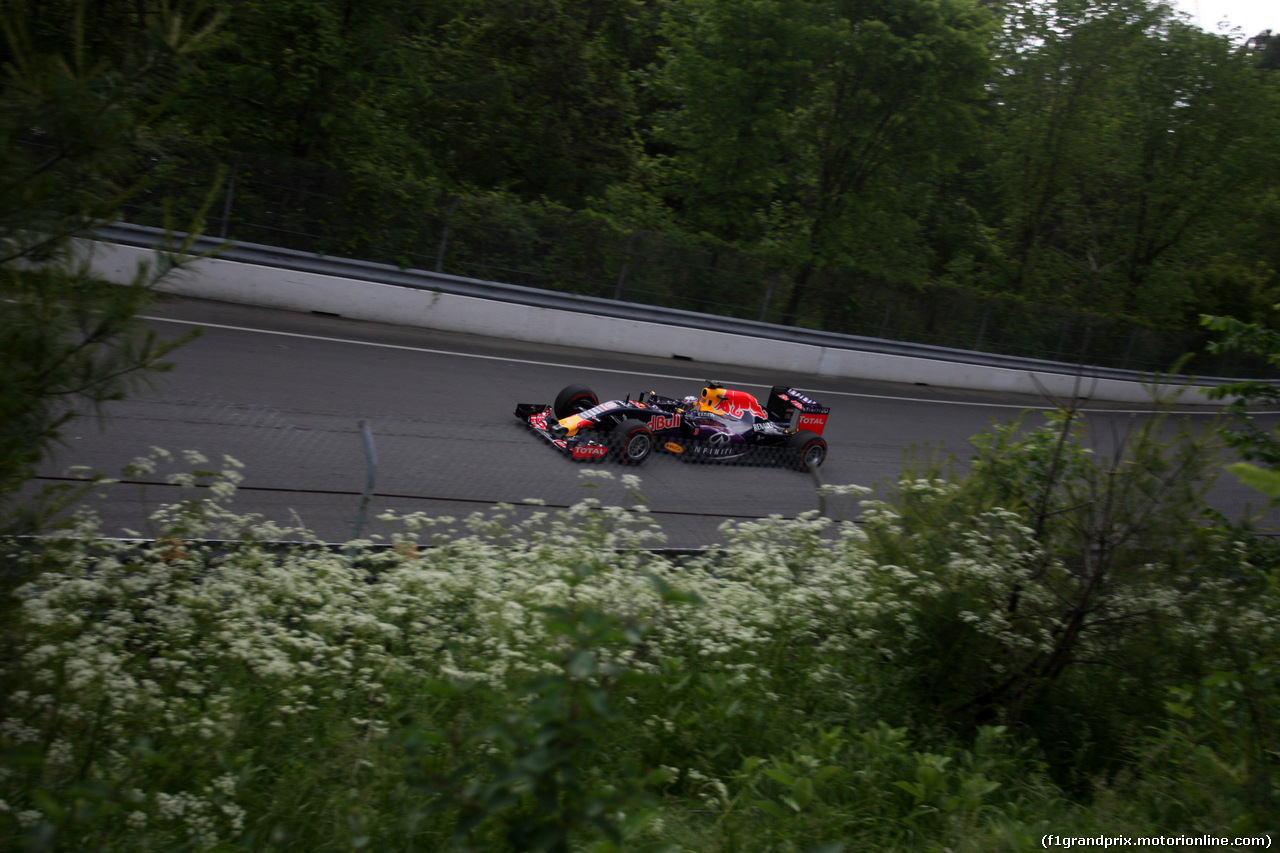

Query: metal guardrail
95;221;1240;386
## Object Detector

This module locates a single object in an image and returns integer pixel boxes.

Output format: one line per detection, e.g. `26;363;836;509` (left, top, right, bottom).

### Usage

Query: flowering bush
0;443;1275;850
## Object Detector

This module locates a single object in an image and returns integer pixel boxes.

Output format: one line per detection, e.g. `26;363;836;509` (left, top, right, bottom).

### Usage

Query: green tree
649;0;994;323
646;0;816;245
173;0;657;209
864;400;1241;786
983;0;1280;323
1200;312;1280;489
171;0;386;160
1246;28;1278;70
0;0;220;531
410;0;655;207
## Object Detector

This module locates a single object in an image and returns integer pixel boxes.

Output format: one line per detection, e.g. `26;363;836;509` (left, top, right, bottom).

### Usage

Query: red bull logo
724;401;766;419
648;413;681;430
708;389;766;420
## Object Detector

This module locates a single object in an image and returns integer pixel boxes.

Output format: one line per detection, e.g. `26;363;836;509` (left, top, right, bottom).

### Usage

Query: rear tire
787;430;827;471
553;384;599;420
614;419;654;465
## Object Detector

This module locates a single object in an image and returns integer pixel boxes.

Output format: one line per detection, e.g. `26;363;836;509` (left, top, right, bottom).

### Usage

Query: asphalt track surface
33;295;1277;547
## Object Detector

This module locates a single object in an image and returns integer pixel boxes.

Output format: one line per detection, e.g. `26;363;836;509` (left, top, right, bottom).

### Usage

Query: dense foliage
12;0;1278;334
0;1;226;532
1;421;1276;850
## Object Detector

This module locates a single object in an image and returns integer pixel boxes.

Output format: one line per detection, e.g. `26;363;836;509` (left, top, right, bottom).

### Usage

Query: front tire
614;419;654;465
553;384;599;420
787;430;827;471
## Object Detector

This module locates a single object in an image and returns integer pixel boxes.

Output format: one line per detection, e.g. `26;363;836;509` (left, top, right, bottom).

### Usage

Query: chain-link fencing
122;146;1275;379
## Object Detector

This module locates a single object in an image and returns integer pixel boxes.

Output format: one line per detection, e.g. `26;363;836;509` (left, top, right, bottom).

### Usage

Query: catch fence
122;147;1272;379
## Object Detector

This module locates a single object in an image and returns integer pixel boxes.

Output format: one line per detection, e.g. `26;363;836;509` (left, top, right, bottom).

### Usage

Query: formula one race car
514;382;830;470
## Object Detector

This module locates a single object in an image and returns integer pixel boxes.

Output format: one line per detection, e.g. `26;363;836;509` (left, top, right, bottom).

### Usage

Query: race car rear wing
766;386;830;435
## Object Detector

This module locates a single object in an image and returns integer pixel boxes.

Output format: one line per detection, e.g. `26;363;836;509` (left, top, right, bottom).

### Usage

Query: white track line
142;314;1245;415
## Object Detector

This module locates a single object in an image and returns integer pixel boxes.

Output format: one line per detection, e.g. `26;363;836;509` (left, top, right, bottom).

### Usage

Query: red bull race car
514;382;830;470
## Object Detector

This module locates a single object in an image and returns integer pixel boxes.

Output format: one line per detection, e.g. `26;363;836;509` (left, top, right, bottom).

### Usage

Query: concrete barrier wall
86;240;1222;405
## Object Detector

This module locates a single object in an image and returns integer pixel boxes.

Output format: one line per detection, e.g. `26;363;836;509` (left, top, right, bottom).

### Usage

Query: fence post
758;274;776;322
879;293;897;339
1119;326;1139;370
351;420;378;541
436;197;461;273
1076;322;1094;364
218;152;242;240
1054;319;1071;362
613;231;638;301
973;300;994;351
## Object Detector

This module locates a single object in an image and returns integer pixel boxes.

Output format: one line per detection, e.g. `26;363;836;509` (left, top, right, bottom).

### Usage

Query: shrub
0;446;1273;850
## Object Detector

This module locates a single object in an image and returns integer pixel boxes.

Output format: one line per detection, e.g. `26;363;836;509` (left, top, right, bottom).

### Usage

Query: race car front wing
514;403;610;460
